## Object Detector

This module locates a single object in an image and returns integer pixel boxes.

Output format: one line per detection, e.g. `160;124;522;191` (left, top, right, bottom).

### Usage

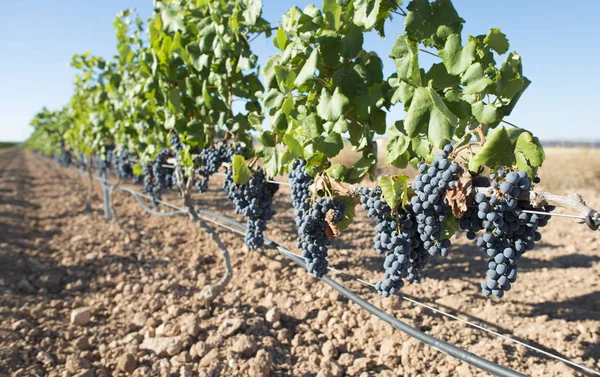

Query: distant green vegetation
0;141;19;149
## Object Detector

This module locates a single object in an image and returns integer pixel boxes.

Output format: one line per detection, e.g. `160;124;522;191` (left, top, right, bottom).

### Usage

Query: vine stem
109;179;129;236
173;162;232;303
84;157;94;212
473;187;599;229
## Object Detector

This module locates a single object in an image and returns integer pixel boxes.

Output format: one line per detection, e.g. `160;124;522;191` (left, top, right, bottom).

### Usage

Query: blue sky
1;1;598;142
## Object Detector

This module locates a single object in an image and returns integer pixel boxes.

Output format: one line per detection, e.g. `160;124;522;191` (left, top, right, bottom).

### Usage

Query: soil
0;148;599;377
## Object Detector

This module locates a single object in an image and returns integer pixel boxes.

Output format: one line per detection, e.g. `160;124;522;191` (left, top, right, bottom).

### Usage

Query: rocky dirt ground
0;148;599;377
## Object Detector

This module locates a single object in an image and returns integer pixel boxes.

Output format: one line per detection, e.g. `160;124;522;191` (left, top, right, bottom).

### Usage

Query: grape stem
173;163;233;303
473;186;600;230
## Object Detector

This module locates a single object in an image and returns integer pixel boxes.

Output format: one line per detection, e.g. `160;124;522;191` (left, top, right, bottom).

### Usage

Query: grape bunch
361;187;428;296
223;167;278;249
460;170;552;298
219;142;245;163
195;146;223;193
142;149;175;208
411;144;461;258
296;196;345;278
289;160;346;278
169;132;183;153
152;149;175;189
142;164;161;207
58;151;72;168
115;149;134;180
288;159;313;227
94;144;116;174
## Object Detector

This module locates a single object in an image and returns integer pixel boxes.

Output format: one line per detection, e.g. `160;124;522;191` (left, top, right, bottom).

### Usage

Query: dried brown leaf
445;174;473;218
330;179;350;196
324;209;341;239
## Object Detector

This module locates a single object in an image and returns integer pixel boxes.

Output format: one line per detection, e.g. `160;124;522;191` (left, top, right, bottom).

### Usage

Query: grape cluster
361;188;427;296
411;144;461;258
169;132;183;153
195;146;223;193
58;151;72;167
142;149;175;208
142;164;161;207
289;159;313;227
94;144;116;174
115;149;134;180
153;149;175;189
296;196;345;278
193;142;245;193
460;170;552;298
223;167;278;249
289;160;346;278
219;142;245;164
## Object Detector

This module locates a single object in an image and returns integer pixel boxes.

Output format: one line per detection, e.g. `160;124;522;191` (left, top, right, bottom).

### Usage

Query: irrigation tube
196;210;527;377
62;162;527;376
37;155;600;376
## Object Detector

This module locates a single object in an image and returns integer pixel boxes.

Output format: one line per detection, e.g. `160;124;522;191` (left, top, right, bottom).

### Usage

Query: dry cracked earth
0;148;599;377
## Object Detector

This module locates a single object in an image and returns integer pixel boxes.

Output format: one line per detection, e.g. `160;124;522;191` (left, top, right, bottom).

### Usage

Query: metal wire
521;209;586;220
46;158;600;376
130;156;585;220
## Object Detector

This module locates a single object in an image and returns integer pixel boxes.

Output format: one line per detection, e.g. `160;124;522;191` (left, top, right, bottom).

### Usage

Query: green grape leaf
294;49;319;88
468;126;514;171
317;87;350;122
270;110;288;132
424;63;459;89
390;35;421;86
132;163;143;177
198;24;217;53
263;89;285;109
386;123;411;167
438;34;476;76
262;146;281;178
323;0;343;30
168;88;182;114
405;0;464;48
161;7;185;33
411;137;433;160
354;0;381;30
281;94;294;115
232;155;252;185
316;133;344;158
404;86;458;148
263;55;281;90
514;152;533;178
202;82;213;109
484;28;509;55
300;113;322;140
283;133;304;158
345;156;374;183
275;28;287;51
186;119;205;147
336;195;357;230
471;101;500;125
370;109;387;135
441;213;459;239
326;163;347;180
515;131;545;168
495;52;525;105
243;0;262;26
341;25;364;60
461;63;493;95
379;174;410;211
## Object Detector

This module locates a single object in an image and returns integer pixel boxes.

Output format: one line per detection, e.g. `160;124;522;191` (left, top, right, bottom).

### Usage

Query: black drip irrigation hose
196;210;528;377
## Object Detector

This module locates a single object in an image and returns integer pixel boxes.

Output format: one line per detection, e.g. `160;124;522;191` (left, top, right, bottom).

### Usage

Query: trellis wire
51;159;600;377
135;159;586;221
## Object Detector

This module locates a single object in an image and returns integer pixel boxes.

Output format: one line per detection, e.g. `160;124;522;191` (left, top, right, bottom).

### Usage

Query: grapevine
22;0;599;303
